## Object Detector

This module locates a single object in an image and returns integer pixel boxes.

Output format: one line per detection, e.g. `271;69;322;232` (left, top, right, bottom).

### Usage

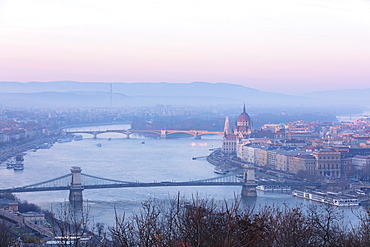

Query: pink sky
1;0;369;94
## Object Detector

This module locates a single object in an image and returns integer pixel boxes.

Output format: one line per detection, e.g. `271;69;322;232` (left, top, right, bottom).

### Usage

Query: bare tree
109;209;137;247
347;207;370;247
307;204;348;247
95;222;105;237
108;194;361;247
262;204;316;247
50;201;91;246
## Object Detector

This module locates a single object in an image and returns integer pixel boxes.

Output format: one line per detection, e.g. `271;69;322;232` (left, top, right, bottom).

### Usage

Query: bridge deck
0;180;329;194
65;129;223;137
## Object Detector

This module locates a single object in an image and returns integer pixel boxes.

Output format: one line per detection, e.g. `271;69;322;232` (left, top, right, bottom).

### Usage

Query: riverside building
222;105;252;154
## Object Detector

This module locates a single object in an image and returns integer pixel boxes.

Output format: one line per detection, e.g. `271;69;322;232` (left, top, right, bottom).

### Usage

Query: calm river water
0;124;362;227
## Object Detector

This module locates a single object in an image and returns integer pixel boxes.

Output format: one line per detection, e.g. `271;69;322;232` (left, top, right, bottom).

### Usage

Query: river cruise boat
13;154;24;170
292;190;359;207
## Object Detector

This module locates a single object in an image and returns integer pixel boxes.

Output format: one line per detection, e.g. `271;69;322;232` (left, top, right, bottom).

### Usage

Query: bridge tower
241;164;257;197
69;167;84;203
194;131;201;139
160;130;167;139
93;131;97;139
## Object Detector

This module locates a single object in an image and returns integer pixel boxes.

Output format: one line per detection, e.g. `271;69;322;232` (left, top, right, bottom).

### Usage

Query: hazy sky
1;0;369;94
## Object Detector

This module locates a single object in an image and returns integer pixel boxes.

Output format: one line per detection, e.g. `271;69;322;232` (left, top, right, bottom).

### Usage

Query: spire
243;103;246;113
224;116;230;135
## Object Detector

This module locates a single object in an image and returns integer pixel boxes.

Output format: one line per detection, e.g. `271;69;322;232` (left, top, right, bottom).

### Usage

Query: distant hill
0;81;308;108
0;91;152;108
303;89;370;106
0;81;368;111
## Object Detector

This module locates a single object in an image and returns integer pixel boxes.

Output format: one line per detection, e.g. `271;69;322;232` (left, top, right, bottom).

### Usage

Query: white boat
38;142;53;149
214;167;228;175
13;154;24;171
13;164;24;170
58;138;72;143
73;135;83;141
257;185;291;192
292;190;359;206
6;159;15;169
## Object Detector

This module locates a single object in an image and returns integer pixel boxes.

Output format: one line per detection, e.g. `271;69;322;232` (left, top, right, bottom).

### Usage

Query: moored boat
257;185;291;192
6;159;15;169
214;167;228;175
58;138;72;143
73;135;83;141
38;142;53;149
292;190;359;206
13;154;24;171
13;164;24;170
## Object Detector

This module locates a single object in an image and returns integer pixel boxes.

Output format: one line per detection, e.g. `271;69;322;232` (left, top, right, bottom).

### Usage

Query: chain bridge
0;166;329;202
65;129;223;139
0;166;259;202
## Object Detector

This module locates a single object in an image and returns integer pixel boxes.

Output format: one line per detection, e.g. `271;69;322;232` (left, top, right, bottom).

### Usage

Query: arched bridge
64;129;223;139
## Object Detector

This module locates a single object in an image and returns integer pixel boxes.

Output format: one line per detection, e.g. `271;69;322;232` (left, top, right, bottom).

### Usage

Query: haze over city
1;0;370;94
2;1;370;245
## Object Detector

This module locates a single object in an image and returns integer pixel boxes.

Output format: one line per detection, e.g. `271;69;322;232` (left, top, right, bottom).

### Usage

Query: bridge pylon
241;164;257;197
160;130;167;139
194;131;201;139
69;167;84;203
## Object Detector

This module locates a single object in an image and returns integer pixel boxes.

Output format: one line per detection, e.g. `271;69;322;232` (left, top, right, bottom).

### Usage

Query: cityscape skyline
1;0;370;94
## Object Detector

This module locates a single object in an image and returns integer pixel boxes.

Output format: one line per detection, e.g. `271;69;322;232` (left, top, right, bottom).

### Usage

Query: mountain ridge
0;81;368;109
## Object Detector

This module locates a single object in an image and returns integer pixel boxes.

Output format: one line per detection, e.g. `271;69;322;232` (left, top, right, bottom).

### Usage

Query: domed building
222;105;253;154
234;104;252;138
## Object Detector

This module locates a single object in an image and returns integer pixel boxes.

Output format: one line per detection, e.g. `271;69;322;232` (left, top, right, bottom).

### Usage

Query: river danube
0;124;361;227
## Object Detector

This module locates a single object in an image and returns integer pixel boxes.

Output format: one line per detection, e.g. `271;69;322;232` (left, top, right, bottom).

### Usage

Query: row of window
319;171;340;176
318;163;339;169
318;156;339;159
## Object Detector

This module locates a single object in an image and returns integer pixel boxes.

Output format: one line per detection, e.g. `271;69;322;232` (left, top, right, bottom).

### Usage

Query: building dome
237;105;251;125
235;104;252;137
238;111;251;123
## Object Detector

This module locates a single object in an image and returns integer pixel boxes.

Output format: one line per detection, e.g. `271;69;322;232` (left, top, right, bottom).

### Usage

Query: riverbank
0;121;129;164
207;149;244;171
0;137;58;164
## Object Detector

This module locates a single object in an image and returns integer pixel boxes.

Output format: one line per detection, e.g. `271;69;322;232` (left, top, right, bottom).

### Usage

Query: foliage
17;200;42;213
